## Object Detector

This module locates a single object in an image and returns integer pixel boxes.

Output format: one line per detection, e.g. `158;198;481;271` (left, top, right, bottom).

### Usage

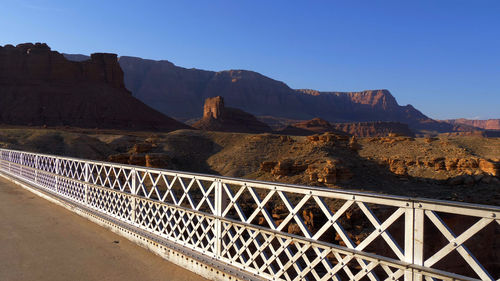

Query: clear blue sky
2;0;499;119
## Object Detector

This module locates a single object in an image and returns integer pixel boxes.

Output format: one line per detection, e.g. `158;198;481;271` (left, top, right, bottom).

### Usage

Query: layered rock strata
0;43;189;131
192;96;272;133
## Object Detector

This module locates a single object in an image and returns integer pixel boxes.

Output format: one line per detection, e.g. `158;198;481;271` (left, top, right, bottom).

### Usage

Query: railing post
130;168;137;224
0;150;3;172
55;158;60;193
84;163;89;204
404;202;415;281
215;178;222;259
215;179;229;259
20;153;23;176
35;155;39;184
413;203;425;281
8;151;11;172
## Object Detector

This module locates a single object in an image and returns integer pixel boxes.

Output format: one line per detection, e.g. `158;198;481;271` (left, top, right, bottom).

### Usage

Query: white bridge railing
0;148;498;281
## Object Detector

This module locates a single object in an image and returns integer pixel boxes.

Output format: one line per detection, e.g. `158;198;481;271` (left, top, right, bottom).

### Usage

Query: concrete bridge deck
0;177;208;281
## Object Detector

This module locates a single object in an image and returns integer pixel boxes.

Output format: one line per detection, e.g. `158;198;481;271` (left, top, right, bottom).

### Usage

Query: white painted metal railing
0;148;498;281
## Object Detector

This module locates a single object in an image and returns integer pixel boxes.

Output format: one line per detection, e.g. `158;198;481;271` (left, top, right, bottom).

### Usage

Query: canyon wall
444;118;500;130
114;56;470;133
62;53;487;135
0;43;189;131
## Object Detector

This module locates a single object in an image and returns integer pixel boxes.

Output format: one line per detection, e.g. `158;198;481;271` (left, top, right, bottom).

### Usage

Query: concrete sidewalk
0;177;208;281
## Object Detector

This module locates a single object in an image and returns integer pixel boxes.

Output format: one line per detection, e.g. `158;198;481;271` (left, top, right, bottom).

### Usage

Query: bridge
0;148;498;281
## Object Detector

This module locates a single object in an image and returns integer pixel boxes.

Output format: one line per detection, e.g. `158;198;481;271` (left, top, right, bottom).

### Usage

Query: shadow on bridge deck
0;177;208;281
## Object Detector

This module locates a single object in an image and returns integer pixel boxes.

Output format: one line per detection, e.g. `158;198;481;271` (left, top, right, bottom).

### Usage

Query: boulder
132;143;154;153
260;161;277;172
271;159;307;176
145;153;171;168
479;159;499;176
108;153;130;164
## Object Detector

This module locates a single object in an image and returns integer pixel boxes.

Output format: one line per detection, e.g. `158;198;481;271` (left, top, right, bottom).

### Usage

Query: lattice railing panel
57;176;86;203
0;148;498;281
86;162;134;194
59;158;86;181
135;197;217;255
415;202;499;281
38;155;57;174
219;180;411;264
134;169;217;215
36;170;57;192
87;186;133;222
219;220;410;281
22;153;37;169
21;165;36;182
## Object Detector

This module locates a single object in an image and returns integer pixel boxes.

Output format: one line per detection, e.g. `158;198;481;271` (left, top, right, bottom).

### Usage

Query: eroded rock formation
0;43;189;131
61;53;488;135
110;56;477;134
444;118;500;130
192;96;272;133
279;118;415;137
278;118;347;136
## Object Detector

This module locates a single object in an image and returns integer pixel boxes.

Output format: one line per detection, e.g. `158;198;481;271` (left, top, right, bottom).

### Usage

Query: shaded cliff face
192;96;272;133
63;54;480;134
279;118;414;137
1;43;190;131
119;56;410;121
2;44;123;88
118;56;214;119
278;118;347;136
444;119;500;131
331;121;415;137
115;56;473;133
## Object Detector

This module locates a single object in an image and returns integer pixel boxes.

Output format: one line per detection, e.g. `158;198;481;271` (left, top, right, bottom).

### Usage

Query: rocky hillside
444;119;500;131
279;118;347;136
0;127;498;205
192;96;272;133
331;121;415;137
279;118;415;137
0;43;189;131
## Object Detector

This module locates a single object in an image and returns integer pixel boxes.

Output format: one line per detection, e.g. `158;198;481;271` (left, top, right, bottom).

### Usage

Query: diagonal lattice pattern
0;148;498;281
135;197;217;255
87;186;133;222
219;221;409;281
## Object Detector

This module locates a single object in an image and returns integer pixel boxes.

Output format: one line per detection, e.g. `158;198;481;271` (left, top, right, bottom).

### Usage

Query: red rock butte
193;96;272;133
0;43;189;131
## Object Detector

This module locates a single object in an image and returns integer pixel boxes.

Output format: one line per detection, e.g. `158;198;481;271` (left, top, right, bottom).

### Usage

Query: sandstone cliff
62;54;479;135
279;118;414;137
116;56;478;134
278;118;347;136
444;118;500;131
1;43;189;131
331;121;415;137
192;96;272;133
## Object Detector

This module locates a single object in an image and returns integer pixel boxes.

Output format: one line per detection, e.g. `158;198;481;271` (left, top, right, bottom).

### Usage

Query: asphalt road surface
0;177;208;281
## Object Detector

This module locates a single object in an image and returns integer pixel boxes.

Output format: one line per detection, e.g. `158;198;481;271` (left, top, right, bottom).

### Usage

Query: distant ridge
443;119;500;131
278;118;415;137
64;53;479;134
